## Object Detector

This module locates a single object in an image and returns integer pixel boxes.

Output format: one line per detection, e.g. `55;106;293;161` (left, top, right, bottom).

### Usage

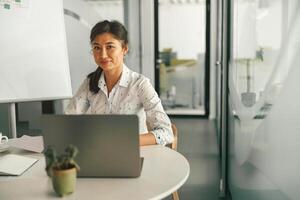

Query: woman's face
91;32;128;72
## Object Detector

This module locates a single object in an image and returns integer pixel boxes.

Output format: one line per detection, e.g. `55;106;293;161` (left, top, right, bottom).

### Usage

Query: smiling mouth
100;61;110;65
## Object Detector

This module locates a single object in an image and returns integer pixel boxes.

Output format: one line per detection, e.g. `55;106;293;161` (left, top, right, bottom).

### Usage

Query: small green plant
44;144;80;176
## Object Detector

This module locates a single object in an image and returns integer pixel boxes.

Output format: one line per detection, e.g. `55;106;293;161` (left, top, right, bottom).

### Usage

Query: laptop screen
41;114;142;177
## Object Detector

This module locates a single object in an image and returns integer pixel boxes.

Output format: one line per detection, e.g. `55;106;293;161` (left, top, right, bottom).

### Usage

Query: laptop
41;114;142;178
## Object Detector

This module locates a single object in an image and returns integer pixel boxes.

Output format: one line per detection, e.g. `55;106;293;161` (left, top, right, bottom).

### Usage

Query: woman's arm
139;132;157;146
137;78;174;146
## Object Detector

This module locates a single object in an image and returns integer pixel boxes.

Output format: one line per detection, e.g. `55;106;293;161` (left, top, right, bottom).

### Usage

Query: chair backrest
167;123;178;150
169;124;180;200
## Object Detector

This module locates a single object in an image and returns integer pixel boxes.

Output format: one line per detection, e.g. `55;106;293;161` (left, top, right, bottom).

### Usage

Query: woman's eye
93;46;100;50
107;45;114;49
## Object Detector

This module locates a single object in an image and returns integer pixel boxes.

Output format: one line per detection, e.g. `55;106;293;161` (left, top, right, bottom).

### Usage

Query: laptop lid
41;114;141;178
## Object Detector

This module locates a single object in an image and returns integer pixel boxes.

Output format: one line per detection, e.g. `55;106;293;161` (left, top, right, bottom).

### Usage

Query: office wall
140;0;155;85
86;0;124;21
228;0;300;199
63;0;102;95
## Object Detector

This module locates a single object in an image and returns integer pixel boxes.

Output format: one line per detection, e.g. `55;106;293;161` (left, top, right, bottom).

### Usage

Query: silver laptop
41;114;142;178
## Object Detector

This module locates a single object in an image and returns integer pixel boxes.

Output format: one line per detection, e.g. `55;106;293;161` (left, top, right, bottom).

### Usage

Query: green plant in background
43;144;80;197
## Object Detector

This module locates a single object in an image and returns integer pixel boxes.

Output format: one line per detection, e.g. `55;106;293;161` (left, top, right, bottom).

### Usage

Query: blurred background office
1;0;300;199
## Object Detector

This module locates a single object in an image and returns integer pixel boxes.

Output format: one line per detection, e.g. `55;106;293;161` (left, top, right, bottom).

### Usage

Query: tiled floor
164;118;221;200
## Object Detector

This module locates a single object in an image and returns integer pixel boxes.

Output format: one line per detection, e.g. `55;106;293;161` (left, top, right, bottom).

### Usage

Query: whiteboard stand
9;103;17;138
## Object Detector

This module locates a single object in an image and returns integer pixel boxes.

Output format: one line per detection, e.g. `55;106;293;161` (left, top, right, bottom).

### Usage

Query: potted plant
44;144;80;197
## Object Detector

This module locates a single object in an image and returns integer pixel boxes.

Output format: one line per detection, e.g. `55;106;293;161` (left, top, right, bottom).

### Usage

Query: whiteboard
0;0;72;103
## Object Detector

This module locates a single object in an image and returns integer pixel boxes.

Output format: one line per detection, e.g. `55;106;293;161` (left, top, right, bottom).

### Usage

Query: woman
65;20;173;146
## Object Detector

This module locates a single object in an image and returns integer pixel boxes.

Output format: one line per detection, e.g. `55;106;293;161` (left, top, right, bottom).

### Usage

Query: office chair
168;123;178;151
169;123;179;200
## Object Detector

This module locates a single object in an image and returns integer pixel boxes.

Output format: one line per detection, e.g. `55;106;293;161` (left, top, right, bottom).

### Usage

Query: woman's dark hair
87;20;128;93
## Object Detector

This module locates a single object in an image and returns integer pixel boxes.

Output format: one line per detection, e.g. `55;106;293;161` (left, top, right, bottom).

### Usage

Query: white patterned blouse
65;64;174;146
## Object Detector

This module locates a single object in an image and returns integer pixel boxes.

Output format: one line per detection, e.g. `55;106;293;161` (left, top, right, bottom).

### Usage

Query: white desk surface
0;145;190;200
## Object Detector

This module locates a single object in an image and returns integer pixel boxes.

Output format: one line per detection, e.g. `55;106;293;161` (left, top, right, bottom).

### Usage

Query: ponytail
87;67;102;94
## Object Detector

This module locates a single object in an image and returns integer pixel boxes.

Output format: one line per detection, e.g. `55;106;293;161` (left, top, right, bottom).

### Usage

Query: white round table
0;145;190;200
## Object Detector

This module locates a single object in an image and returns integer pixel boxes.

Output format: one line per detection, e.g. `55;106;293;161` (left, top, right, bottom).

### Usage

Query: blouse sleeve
65;78;90;114
138;78;174;146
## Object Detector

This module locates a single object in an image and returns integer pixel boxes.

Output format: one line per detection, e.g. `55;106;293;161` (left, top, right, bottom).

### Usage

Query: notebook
41;114;143;178
0;154;38;176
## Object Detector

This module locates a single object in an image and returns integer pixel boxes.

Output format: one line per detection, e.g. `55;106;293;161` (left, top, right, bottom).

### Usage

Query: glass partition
228;0;300;199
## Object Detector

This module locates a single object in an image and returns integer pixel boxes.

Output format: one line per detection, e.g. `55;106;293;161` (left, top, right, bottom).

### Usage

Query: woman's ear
123;45;129;56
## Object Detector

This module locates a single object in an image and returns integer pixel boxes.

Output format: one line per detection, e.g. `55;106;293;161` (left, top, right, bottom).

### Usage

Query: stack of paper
0;154;38;176
8;135;44;153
